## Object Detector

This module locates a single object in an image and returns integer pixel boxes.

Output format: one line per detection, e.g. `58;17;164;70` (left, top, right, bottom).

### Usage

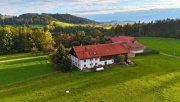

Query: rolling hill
0;13;97;26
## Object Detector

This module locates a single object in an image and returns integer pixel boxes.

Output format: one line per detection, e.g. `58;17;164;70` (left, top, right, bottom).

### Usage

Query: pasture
0;55;179;102
138;37;180;56
0;54;54;86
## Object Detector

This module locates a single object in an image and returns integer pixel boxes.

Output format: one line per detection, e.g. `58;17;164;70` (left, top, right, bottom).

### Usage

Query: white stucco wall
70;55;114;70
131;50;144;54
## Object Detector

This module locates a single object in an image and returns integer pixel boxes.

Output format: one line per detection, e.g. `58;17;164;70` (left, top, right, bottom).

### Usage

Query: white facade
131;49;144;54
71;55;114;70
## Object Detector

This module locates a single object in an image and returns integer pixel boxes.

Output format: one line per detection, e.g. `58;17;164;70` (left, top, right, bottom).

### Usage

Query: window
105;62;107;65
84;65;86;67
90;63;93;66
95;63;98;66
90;59;93;61
84;60;86;62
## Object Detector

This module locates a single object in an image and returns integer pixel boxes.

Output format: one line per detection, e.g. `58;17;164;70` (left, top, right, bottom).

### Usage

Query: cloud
72;0;180;15
0;0;180;15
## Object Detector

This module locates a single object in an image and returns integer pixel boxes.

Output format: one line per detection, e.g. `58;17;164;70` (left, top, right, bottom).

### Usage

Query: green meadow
0;57;54;86
138;37;180;56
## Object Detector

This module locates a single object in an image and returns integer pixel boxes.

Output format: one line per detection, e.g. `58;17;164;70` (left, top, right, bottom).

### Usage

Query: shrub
71;41;81;46
42;45;55;53
136;48;160;56
117;55;125;64
31;47;39;55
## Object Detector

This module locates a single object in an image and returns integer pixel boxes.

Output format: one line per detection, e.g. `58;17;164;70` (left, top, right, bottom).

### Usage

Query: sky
0;0;180;16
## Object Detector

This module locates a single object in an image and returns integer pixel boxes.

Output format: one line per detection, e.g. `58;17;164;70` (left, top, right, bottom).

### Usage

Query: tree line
111;18;180;38
0;25;55;55
0;18;180;55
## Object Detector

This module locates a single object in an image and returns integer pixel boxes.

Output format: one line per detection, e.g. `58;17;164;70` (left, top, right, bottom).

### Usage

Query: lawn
138;37;180;56
0;57;55;86
0;55;179;102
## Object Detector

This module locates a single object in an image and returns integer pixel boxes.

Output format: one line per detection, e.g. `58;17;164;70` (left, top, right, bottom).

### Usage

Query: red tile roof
110;36;145;52
71;43;128;60
122;42;144;51
110;36;135;43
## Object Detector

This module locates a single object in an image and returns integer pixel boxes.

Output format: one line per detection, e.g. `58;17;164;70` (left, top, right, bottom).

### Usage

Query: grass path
0;53;46;61
0;55;48;63
160;52;180;58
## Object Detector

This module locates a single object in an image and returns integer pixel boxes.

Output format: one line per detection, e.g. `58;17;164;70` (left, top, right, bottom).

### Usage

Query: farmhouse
110;36;145;55
69;43;128;70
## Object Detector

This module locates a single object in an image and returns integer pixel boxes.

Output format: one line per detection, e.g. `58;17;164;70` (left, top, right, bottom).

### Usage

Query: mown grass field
138;37;180;56
0;54;179;102
0;55;54;86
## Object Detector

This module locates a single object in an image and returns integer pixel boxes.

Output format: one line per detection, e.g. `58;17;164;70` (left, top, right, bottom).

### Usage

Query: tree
0;26;15;54
32;29;55;50
51;44;72;72
71;41;81;46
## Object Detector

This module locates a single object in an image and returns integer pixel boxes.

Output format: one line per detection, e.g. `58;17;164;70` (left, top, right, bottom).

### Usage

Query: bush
136;49;160;56
71;41;81;46
31;47;39;55
42;45;55;53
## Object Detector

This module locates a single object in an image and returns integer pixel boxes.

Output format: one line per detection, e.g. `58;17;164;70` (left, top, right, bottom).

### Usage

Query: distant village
69;36;145;71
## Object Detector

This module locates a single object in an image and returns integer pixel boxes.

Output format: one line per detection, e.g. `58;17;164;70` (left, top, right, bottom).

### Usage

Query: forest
0;18;180;55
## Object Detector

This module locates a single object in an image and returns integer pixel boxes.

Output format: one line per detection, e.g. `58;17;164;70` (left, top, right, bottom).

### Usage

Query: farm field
0;54;179;102
0;55;54;86
138;37;180;56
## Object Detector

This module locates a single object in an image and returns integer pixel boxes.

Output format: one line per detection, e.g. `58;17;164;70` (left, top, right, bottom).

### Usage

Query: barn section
110;36;145;56
69;43;128;70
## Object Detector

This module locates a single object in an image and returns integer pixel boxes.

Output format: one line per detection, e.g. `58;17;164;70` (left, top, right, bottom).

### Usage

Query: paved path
160;52;180;59
0;55;48;63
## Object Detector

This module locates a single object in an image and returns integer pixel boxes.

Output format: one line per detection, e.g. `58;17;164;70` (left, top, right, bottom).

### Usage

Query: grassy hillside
0;55;179;102
48;14;97;24
51;21;76;27
138;37;180;56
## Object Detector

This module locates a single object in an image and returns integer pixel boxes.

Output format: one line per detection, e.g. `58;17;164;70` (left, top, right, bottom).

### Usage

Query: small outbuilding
110;36;145;56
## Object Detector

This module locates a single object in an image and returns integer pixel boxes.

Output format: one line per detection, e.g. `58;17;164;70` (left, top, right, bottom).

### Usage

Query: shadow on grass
0;62;54;86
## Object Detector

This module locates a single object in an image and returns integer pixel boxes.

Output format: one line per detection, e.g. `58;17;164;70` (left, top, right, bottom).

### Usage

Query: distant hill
46;14;97;24
0;13;97;25
80;8;180;22
0;14;12;19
